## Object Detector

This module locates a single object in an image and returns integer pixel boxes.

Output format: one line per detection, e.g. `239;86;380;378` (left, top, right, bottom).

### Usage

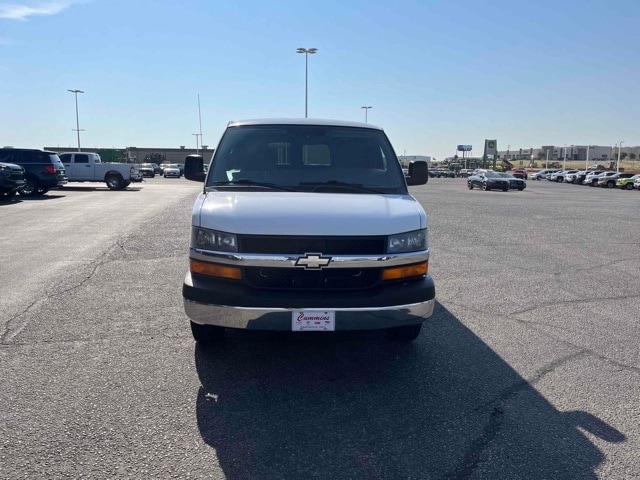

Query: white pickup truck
182;118;435;344
59;152;142;190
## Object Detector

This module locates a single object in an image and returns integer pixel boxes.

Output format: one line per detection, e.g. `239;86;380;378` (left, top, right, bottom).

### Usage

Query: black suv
0;162;26;200
0;148;68;196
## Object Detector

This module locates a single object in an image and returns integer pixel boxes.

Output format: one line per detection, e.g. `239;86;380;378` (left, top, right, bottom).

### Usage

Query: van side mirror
184;155;206;182
406;160;429;186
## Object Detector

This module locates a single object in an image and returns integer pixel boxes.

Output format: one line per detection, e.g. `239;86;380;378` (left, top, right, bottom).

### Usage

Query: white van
182;119;435;343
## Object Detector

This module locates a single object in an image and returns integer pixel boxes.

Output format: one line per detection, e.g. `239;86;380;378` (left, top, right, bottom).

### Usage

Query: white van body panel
193;191;427;236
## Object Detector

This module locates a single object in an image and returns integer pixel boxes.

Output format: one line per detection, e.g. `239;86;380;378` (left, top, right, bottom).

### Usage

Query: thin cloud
0;1;76;20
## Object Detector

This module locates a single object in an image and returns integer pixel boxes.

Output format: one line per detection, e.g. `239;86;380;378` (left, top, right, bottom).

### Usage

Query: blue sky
1;0;638;160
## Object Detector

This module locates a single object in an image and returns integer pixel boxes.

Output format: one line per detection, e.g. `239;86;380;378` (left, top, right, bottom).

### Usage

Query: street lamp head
68;89;84;94
297;47;317;54
361;106;372;109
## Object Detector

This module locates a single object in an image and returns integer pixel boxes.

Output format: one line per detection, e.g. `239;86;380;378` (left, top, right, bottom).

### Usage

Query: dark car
467;170;510;191
0;148;68;196
439;169;456;178
152;163;163;175
498;172;527;191
139;163;155;178
0;162;26;200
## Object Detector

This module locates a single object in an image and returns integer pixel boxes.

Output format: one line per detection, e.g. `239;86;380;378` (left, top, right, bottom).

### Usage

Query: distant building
398;155;431;168
45;146;214;164
497;145;615;164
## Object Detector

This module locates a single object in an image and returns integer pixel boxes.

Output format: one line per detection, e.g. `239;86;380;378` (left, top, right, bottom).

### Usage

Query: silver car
163;164;181;178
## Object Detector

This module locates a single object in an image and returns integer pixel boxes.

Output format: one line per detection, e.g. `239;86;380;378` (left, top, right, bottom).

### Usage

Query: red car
511;169;528;180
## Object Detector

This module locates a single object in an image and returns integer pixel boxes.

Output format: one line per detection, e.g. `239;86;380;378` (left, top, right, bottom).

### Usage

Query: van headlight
192;227;237;252
387;229;427;253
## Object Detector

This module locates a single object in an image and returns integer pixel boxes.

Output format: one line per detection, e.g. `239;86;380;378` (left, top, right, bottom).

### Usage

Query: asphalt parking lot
1;176;638;479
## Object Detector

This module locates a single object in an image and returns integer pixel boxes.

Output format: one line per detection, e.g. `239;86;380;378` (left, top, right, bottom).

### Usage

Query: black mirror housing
184;155;206;182
406;160;429;186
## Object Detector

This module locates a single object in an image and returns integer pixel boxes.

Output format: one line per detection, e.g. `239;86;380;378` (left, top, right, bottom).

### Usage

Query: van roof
226;118;384;131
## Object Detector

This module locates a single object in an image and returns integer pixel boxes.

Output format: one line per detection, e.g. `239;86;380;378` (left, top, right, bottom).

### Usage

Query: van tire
190;322;225;344
386;323;422;342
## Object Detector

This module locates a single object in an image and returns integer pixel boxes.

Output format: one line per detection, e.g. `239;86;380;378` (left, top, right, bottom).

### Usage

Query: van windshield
206;124;407;194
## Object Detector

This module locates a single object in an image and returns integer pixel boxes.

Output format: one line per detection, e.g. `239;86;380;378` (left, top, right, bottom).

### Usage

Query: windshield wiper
298;180;385;194
209;179;294;191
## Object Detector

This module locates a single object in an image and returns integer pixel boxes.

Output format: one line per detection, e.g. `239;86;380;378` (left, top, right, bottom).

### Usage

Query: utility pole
68;89;84;151
296;48;317;118
361;106;372;123
198;94;203;150
617;141;624;172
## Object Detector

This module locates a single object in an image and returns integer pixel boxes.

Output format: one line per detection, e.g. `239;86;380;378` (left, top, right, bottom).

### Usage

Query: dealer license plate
292;310;335;332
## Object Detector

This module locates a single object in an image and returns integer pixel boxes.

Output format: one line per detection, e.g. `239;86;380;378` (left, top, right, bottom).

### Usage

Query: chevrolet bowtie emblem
294;253;332;269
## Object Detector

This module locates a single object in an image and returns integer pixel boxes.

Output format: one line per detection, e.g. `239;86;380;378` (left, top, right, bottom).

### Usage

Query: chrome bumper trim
184;298;435;331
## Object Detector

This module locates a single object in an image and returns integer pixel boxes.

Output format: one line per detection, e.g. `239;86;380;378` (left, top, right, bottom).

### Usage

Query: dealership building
45;146;215;164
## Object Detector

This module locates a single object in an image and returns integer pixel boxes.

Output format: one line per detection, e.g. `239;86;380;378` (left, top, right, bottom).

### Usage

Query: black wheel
150;173;155;178
386;323;422;342
1;190;17;200
468;182;473;190
482;183;489;191
518;187;525;191
106;174;125;190
625;183;633;190
502;186;508;192
190;322;225;344
18;177;39;197
607;181;614;188
37;187;49;195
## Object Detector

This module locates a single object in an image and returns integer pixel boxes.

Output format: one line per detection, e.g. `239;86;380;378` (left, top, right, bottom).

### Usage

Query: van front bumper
183;272;436;331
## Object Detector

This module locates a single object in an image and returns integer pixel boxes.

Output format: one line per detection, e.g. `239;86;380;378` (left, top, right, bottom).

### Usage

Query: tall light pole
546;149;549;169
563;144;567;170
197;94;203;149
192;133;201;155
585;145;590;171
68;89;84;151
361;106;372;123
296;47;317;118
617;141;624;172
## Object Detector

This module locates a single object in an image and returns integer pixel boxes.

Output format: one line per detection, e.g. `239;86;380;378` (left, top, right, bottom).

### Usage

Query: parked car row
0;147;150;199
139;162;184;178
0;147;68;197
531;168;640;189
429;168;456;178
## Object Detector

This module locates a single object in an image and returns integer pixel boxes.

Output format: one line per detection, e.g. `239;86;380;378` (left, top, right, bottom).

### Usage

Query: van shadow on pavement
194;303;624;479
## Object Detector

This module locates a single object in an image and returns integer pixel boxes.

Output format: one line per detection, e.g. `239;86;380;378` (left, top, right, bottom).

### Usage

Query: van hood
194;191;427;236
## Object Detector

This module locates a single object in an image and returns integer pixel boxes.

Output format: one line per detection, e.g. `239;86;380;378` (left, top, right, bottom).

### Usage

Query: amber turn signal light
190;259;242;280
382;261;428;281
